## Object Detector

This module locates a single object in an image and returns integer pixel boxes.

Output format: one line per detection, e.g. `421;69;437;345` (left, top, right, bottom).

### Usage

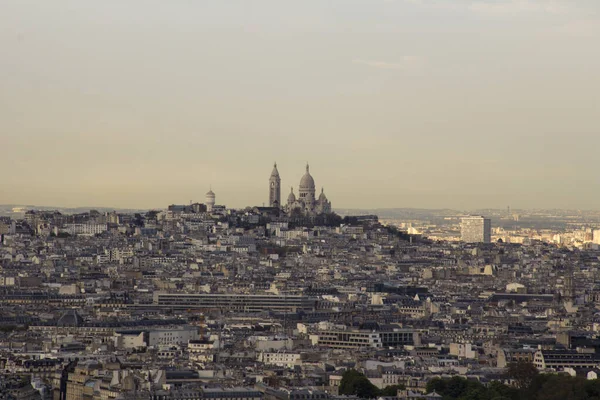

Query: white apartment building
257;351;302;368
62;223;108;236
460;216;491;243
309;329;417;349
114;331;146;350
147;326;199;347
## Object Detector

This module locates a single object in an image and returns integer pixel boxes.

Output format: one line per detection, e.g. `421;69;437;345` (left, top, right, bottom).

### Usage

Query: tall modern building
460;216;491;243
269;163;281;207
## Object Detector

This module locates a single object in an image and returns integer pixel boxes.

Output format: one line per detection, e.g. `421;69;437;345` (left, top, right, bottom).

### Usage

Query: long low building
490;293;555;303
534;349;600;370
0;291;86;306
153;292;318;312
114;325;199;349
310;329;419;349
203;388;263;400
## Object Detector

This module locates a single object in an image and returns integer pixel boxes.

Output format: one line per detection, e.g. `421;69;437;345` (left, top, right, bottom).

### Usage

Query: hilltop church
269;163;332;216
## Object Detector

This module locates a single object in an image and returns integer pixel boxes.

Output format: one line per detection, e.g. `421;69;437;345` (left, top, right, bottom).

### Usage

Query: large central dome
299;164;315;189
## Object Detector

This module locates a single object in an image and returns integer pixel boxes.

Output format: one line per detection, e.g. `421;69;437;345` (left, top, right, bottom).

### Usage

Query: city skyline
4;1;600;397
3;158;600;211
2;0;599;210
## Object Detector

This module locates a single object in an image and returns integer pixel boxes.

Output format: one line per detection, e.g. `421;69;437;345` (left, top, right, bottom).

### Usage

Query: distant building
203;388;263;400
533;349;600;370
593;229;600;245
62;223;108;236
269;163;281;207
153;292;317;313
272;164;331;216
147;326;199;346
206;189;216;212
168;203;207;214
460;216;491;243
0;218;15;235
258;351;302;368
309;328;419;349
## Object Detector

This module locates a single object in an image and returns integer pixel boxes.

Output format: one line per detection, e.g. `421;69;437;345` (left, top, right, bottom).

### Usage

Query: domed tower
299;163;316;210
318;188;327;202
269;163;281;208
287;187;296;209
206;188;216;212
317;187;332;214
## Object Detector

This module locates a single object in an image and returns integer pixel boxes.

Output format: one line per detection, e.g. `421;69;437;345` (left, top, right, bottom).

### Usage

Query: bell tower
269;163;281;207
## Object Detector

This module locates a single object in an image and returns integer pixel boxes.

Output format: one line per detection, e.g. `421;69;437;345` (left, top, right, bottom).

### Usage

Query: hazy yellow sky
1;0;599;210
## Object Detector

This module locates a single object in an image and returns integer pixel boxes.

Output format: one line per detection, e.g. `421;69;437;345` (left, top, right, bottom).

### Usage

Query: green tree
531;374;585;400
584;377;600;399
339;370;380;399
506;360;539;390
427;378;448;397
458;386;488;400
426;377;477;399
425;374;600;400
426;377;512;400
445;376;471;398
487;381;518;400
379;384;406;396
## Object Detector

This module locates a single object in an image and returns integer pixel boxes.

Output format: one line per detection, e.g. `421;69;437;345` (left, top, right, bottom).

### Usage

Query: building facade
153;292;317;313
206;189;216;213
269;163;281;207
460;216;491;243
309;329;417;349
533;349;600;370
269;163;331;216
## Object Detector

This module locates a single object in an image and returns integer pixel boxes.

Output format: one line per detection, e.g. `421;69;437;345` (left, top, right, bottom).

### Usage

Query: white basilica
269;163;332;216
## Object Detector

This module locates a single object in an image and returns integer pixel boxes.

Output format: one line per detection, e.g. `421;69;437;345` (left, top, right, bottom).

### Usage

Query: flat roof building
153;292;317;313
460;216;491;243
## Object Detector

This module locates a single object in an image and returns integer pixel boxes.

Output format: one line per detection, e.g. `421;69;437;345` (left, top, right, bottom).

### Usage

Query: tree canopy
338;370;405;399
426;370;600;400
339;363;600;400
506;360;539;390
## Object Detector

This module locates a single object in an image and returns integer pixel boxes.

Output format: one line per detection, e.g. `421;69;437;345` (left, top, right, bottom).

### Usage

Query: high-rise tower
269;163;281;207
460;216;491;243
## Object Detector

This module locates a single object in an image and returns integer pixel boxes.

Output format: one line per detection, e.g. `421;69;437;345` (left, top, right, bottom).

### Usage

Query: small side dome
318;188;327;201
287;187;296;202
